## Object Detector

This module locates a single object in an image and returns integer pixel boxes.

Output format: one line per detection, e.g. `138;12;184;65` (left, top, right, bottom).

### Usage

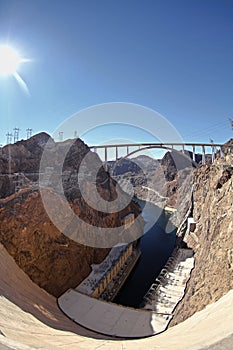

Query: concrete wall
92;244;133;298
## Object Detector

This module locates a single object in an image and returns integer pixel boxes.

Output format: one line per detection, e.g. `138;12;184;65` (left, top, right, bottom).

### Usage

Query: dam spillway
58;247;194;338
57;203;195;338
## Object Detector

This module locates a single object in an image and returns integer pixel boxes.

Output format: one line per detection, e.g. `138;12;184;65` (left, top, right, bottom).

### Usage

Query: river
113;200;177;308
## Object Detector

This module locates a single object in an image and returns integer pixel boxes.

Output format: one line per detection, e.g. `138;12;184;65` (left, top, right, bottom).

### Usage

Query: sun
0;44;30;95
0;45;24;76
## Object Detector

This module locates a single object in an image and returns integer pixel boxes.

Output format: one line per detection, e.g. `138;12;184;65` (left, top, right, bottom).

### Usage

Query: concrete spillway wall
76;243;139;300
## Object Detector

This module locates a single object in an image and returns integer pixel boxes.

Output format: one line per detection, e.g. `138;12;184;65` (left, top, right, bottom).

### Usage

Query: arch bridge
90;142;226;165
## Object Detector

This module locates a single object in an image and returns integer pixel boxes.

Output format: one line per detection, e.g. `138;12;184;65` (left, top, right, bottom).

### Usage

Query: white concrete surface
143;249;194;316
76;245;129;295
58;248;194;338
0;242;233;350
58;289;171;337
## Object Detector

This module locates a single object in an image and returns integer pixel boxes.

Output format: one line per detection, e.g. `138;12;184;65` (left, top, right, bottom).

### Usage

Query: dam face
1;242;233;349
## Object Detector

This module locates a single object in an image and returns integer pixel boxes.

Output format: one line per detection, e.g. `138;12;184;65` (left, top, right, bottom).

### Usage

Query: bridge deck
90;142;223;148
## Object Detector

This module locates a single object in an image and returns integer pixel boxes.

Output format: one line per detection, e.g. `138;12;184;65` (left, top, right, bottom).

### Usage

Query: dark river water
113;200;177;308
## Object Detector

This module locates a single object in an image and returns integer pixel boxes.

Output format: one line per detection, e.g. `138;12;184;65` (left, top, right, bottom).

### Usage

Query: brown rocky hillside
0;134;143;297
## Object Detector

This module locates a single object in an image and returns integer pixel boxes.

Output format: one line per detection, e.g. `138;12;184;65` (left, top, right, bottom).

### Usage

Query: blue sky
0;0;233;147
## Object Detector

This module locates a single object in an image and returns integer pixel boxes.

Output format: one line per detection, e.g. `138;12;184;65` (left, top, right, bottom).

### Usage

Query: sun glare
0;45;24;75
0;44;30;95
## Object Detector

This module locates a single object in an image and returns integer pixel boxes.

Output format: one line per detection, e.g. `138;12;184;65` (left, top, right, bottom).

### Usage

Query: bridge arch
115;144;197;165
108;145;198;182
90;142;225;166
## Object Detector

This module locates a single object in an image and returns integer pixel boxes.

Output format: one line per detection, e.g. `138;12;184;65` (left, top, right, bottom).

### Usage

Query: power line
183;120;227;138
183;121;229;140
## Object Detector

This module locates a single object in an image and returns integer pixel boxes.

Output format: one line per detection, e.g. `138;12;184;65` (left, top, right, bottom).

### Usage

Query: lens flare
0;45;30;95
0;46;23;75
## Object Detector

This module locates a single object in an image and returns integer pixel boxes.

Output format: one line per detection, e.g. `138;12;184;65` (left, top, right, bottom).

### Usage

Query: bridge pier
202;146;206;165
116;147;118;160
211;145;215;163
192;146;196;162
104;147;108;162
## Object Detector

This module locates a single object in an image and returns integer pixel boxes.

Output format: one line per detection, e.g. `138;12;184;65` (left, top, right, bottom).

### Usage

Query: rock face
109;151;196;218
0;133;143;297
108;155;160;176
0;189;107;297
0;132;50;197
171;151;233;325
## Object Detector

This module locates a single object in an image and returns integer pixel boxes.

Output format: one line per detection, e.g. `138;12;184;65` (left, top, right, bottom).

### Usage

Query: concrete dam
0;242;232;349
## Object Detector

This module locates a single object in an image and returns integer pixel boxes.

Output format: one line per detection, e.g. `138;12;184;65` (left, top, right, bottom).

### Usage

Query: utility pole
13;127;20;143
26;128;33;139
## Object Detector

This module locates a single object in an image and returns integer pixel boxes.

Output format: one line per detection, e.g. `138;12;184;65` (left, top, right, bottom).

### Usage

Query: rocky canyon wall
0;134;143;297
171;150;233;325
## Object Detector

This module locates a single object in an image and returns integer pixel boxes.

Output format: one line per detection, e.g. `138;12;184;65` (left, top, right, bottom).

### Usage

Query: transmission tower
13;128;20;143
6;132;13;144
74;130;78;138
58;131;63;141
26;128;33;139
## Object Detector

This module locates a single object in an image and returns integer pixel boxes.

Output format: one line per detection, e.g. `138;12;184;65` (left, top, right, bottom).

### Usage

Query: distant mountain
108;150;202;207
108;154;160;176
